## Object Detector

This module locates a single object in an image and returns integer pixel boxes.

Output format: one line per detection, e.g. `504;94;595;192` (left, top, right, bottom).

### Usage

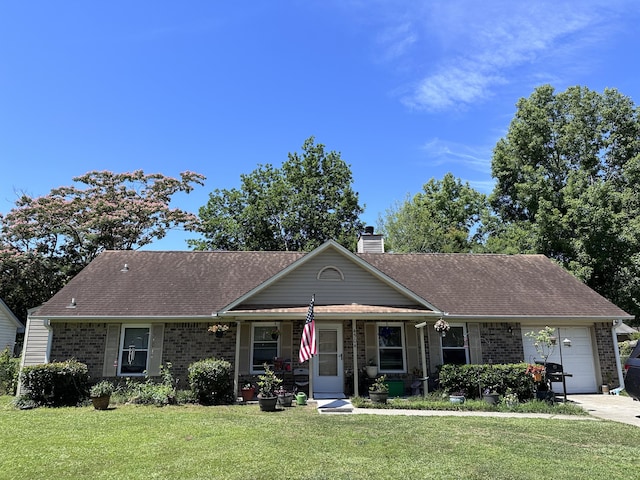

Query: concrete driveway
568;394;640;427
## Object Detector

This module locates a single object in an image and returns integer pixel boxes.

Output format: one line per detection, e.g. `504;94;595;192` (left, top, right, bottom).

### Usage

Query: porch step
316;398;354;414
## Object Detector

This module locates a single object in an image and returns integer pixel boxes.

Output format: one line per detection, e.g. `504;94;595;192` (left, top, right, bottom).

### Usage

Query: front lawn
1;396;639;479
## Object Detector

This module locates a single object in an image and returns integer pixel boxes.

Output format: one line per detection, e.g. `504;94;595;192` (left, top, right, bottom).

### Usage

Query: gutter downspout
612;319;625;393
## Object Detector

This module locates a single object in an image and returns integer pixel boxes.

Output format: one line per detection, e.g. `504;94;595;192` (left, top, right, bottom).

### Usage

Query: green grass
1;396;640;480
352;395;589;415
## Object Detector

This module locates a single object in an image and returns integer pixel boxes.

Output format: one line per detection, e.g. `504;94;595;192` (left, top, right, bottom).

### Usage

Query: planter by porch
482;393;500;405
258;395;278;411
369;391;388;404
91;395;111;410
241;387;255;402
277;393;294;407
295;392;307;405
365;366;378;378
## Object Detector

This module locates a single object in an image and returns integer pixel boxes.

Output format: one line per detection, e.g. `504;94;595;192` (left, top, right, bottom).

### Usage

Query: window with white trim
377;323;406;373
251;323;280;372
118;325;150;376
441;324;469;365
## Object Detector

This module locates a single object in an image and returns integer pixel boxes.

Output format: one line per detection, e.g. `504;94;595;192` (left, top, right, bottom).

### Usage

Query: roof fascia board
28;315;215;322
220;240;442;314
443;314;634;322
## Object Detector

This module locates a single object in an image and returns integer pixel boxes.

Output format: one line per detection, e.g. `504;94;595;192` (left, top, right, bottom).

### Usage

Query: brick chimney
357;226;384;253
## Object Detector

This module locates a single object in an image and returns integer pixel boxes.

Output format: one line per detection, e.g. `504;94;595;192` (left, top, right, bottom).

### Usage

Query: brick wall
50;321;236;385
479;323;524;364
50;322;109;381
163;322;236;385
594;322;618;387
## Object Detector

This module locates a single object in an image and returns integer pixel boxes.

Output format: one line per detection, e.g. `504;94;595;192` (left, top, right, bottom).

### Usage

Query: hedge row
438;363;535;400
18;356;236;408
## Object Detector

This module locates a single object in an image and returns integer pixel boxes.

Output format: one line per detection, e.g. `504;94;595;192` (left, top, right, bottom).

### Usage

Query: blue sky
2;1;639;250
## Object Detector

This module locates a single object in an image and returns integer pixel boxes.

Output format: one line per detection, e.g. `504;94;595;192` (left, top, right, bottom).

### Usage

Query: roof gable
225;240;438;313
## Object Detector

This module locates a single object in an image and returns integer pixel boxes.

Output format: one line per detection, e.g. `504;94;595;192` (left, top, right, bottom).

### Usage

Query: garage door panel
522;327;597;394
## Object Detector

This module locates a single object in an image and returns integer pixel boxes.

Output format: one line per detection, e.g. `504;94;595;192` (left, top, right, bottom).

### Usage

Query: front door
313;323;344;396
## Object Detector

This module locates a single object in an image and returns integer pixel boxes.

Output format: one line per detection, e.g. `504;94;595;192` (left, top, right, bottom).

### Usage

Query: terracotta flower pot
241;387;255;402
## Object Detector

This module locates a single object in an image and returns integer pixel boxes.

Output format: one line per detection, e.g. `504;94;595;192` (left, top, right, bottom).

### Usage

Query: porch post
234;320;241;400
416;322;429;397
352;318;359;397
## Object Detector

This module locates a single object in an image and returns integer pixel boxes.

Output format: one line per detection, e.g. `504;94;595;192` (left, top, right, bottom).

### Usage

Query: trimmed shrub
0;348;20;395
188;358;234;405
20;359;89;407
439;363;534;400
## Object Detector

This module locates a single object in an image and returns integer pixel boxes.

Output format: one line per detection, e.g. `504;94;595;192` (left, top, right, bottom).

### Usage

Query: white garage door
522;326;598;394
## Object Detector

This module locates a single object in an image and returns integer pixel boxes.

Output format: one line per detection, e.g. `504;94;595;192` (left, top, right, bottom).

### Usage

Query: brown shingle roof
33;247;630;319
359;253;629;317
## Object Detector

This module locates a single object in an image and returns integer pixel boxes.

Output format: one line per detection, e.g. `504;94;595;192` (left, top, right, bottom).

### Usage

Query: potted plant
90;380;114;410
365;359;378;378
240;382;255;402
208;324;230;338
257;363;282;411
270;328;280;340
275;386;294;407
434;318;450;337
448;390;465;404
369;375;389;404
482;388;500;405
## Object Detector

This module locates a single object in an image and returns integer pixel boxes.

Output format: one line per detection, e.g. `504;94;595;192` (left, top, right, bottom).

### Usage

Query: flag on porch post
299;295;316;363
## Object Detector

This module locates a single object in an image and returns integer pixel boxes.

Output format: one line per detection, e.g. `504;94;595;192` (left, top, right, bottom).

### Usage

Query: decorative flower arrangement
242;382;254;390
434;318;450;334
526;364;546;382
208;324;230;333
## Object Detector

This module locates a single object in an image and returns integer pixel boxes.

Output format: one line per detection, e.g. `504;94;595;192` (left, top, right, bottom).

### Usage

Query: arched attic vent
317;266;344;281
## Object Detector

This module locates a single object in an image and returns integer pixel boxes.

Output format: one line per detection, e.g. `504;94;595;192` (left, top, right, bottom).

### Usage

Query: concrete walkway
567;393;640;427
316;394;640;427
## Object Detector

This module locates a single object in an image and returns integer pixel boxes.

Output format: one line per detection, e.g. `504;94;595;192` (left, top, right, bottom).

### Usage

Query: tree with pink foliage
0;170;205;320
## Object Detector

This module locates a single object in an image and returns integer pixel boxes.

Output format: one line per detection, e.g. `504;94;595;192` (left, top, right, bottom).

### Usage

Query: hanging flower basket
208;324;230;337
434;319;450;337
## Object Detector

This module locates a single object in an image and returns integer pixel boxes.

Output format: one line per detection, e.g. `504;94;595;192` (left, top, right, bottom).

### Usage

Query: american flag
299;295;316;363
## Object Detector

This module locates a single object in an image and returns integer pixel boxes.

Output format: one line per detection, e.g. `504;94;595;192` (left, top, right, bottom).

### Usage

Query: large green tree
378;173;489;253
489;84;640;317
191;137;364;251
0;170;205;320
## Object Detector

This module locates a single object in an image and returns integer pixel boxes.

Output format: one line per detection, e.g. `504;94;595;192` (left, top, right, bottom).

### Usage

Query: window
377;323;405;372
118;325;150;376
251;324;279;372
441;325;469;365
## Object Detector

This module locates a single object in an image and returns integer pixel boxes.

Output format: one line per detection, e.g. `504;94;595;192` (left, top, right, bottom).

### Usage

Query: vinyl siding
0;312;18;352
248;250;416;307
21;317;52;367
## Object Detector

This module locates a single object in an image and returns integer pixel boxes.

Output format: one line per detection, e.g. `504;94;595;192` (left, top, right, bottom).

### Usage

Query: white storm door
313;323;344;394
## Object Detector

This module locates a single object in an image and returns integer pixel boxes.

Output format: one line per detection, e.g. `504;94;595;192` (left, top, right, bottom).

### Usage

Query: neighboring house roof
615;322;638;336
31;241;631;320
0;298;24;332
